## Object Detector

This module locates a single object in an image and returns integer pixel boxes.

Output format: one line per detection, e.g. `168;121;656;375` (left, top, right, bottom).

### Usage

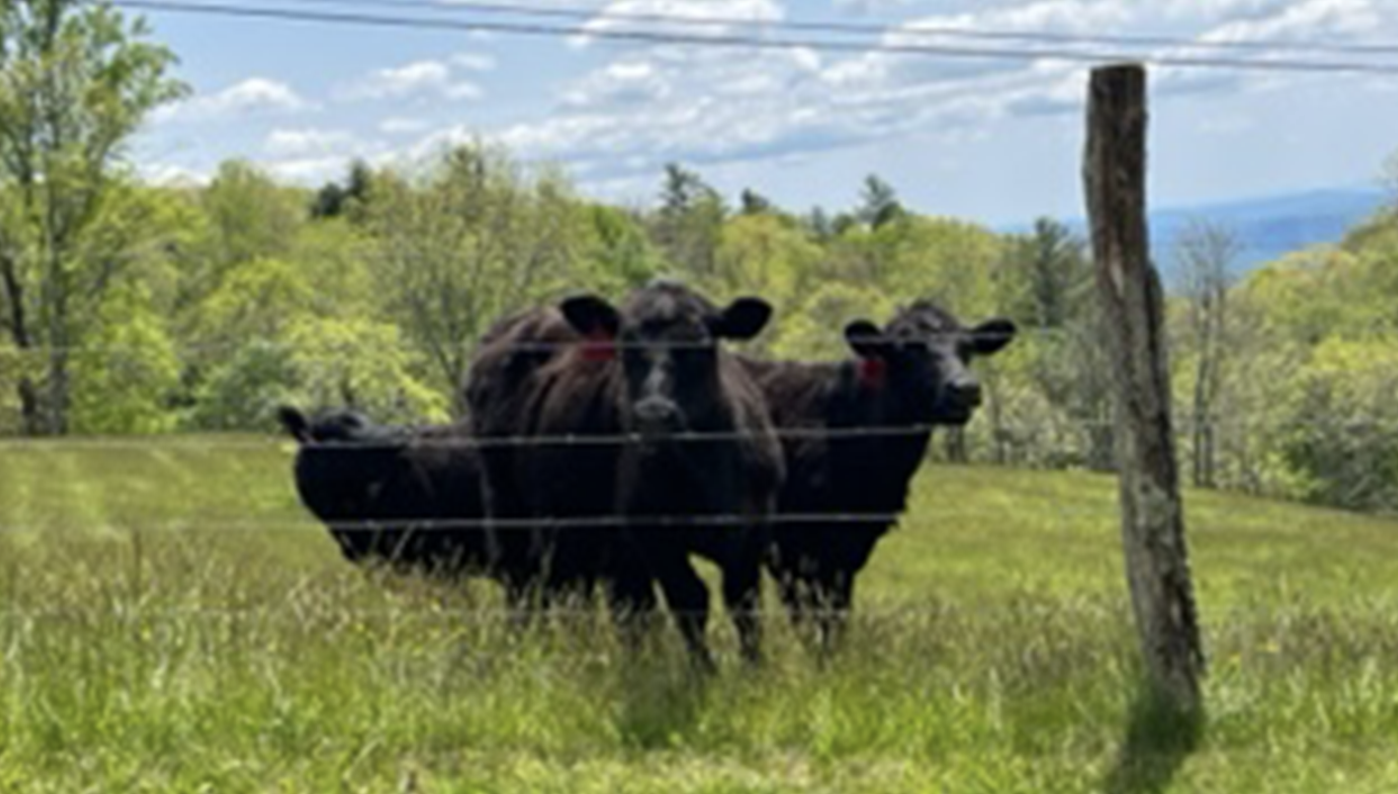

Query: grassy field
2;435;1398;792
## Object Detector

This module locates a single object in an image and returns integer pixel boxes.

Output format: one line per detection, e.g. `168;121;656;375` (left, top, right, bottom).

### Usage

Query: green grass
3;435;1398;791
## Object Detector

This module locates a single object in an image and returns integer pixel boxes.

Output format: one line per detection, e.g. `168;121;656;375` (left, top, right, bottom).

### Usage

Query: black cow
278;406;530;593
467;281;784;669
738;301;1016;649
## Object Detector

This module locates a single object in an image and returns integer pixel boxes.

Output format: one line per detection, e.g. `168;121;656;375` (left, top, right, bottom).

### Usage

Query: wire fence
1;417;1394;451
0;326;1037;357
0;604;1360;621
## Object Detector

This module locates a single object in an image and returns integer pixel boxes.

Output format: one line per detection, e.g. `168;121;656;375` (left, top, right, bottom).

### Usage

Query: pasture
2;436;1398;792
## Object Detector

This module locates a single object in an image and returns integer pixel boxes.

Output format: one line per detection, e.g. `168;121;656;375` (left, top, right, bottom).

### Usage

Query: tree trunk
16;377;44;435
1084;64;1205;712
943;427;968;463
1;253;48;435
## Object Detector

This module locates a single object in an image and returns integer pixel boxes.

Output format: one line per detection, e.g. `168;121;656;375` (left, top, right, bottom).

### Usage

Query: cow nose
947;378;982;408
634;398;680;431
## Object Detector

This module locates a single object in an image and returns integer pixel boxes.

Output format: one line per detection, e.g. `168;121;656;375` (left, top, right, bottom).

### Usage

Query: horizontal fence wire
0;328;1028;357
0;603;1387;621
0;513;915;533
1;419;1394;452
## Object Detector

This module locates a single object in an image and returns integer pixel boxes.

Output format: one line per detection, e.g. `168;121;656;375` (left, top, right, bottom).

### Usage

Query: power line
266;0;1398;60
109;0;1398;75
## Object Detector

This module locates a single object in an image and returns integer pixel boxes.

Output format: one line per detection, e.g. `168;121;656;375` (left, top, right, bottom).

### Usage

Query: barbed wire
0;605;1327;620
107;0;1398;75
0;507;1102;533
1;600;1392;621
0;326;1046;358
2;416;1396;453
257;0;1398;60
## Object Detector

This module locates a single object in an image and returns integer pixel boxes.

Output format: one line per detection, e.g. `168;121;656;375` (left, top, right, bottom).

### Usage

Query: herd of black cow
279;279;1016;669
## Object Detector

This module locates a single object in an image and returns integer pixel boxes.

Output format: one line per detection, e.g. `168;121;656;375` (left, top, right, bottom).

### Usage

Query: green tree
185;160;305;290
1003;218;1091;330
739;188;773;216
583;204;663;292
0;0;186;434
856;174;905;231
364;145;584;413
652;162;725;277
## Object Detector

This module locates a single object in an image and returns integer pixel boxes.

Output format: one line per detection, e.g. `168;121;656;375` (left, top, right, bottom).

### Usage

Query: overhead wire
107;0;1398;75
258;0;1398;60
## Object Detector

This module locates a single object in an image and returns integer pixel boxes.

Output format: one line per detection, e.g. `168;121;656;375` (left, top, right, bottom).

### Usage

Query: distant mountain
1006;187;1390;283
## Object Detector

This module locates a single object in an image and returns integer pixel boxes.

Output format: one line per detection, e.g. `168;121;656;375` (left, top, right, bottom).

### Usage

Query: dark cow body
739;302;1016;649
278;407;506;584
467;281;784;668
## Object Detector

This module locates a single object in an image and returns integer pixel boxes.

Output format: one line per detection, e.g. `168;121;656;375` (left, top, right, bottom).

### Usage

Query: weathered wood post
1083;63;1205;710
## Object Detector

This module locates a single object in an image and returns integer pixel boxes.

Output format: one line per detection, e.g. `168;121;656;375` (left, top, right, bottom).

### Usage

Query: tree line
2;0;1397;515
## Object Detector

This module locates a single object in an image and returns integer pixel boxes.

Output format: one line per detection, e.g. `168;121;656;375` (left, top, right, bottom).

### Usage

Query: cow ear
560;294;620;338
970;318;1017;355
843;320;889;360
709;297;771;340
277;405;311;443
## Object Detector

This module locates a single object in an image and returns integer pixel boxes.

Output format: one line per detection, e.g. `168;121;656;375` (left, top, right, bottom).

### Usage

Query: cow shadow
1100;683;1205;794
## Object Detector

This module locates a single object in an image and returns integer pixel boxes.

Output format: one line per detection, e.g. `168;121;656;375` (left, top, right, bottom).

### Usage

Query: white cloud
450;52;498;72
138;162;210;187
264;156;349;184
379;117;432;135
832;0;910;14
385;0;1390;191
574;0;784;45
264;128;360;157
343;59;484;102
153;78;308;123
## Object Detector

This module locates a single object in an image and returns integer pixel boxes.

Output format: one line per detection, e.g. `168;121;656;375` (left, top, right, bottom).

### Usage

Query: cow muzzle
634;397;683;437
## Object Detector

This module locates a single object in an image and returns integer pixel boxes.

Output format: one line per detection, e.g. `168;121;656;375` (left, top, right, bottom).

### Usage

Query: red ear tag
580;330;616;362
858;357;886;389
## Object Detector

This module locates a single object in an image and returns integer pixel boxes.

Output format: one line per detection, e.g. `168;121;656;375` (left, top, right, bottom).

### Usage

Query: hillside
3;436;1398;791
1008;186;1389;279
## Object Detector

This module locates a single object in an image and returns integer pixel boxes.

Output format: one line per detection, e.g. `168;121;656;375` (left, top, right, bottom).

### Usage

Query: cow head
843;302;1016;425
561;280;771;441
277;405;410;530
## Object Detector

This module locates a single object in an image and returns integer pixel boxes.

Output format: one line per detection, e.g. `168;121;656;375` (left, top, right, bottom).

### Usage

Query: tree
309;158;374;220
856;174;904;230
739;188;773;216
653;162;725;277
364;145;584;414
1008;218;1092;330
0;0;186;434
804;206;834;242
1175;220;1239;488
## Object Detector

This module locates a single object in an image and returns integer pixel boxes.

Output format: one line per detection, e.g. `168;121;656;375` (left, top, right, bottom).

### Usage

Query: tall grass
2;436;1397;791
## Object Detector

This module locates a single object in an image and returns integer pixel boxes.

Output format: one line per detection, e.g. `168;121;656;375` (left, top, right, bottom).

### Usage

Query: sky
131;0;1398;226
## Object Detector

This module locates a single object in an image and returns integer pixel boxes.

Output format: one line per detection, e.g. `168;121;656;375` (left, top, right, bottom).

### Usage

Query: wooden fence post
1083;63;1205;710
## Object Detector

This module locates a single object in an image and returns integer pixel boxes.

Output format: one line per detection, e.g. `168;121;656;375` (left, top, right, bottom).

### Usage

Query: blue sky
132;0;1398;225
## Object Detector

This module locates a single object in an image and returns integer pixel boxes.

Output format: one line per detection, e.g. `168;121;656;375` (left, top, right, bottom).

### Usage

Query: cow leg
721;549;764;666
650;549;716;674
